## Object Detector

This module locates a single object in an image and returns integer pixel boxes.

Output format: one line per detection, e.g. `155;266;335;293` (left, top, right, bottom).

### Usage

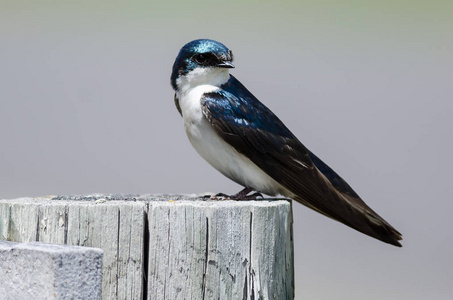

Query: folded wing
201;75;402;246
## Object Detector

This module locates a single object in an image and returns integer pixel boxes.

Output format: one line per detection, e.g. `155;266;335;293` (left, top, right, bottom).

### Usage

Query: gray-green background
1;1;452;299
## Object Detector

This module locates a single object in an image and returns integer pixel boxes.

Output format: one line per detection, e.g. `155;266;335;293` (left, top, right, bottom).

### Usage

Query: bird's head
171;39;234;92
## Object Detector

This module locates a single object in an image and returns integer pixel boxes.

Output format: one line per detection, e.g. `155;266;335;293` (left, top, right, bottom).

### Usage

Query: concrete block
0;241;103;300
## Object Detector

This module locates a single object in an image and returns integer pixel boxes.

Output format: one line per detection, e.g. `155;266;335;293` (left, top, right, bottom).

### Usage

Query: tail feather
291;169;402;247
294;194;402;246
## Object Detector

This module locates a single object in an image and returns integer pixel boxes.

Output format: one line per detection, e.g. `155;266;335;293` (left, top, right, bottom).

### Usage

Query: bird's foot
204;187;264;200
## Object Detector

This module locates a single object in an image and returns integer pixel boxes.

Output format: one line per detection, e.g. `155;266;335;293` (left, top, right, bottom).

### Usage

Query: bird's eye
193;53;211;65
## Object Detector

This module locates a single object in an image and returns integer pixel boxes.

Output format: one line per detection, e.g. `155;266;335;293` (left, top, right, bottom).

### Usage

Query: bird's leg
211;187;264;200
202;187;264;200
230;187;254;199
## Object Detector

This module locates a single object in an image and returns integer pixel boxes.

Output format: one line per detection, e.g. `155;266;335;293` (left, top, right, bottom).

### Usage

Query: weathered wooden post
0;194;294;299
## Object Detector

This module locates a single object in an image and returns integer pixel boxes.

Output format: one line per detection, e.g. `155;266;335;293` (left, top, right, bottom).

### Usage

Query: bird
170;39;402;247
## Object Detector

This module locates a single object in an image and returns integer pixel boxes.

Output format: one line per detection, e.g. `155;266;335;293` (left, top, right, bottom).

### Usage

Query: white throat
175;67;230;97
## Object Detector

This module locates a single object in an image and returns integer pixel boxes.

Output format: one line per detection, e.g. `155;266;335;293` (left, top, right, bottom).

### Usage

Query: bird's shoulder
201;75;293;138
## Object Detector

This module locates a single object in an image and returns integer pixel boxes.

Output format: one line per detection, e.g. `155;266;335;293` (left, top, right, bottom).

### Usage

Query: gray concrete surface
0;241;103;300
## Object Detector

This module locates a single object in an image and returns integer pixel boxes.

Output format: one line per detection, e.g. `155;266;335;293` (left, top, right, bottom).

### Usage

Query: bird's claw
202;188;264;200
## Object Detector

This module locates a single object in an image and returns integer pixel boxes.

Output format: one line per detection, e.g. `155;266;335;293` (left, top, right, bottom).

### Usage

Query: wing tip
381;235;403;247
380;227;403;247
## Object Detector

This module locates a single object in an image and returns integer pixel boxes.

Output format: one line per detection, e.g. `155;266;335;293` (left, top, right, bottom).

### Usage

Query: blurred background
1;0;452;299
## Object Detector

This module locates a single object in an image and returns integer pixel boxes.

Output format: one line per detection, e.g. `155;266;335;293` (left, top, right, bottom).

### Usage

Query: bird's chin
178;67;230;91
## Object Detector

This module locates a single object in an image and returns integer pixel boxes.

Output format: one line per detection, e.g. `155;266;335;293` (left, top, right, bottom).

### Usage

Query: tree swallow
170;39;402;247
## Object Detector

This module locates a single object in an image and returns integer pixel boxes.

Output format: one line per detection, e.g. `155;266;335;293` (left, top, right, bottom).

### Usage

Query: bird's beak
217;61;235;69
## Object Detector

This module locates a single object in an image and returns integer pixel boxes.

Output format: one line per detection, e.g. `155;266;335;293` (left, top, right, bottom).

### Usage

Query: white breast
176;68;289;196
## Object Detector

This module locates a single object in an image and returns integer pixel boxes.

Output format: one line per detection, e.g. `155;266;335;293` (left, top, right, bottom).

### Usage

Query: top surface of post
1;193;291;207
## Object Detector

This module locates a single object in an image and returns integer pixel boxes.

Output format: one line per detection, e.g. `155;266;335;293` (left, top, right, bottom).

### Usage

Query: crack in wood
142;206;150;300
35;208;40;242
63;206;68;245
249;211;255;300
202;217;209;300
116;209;121;298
